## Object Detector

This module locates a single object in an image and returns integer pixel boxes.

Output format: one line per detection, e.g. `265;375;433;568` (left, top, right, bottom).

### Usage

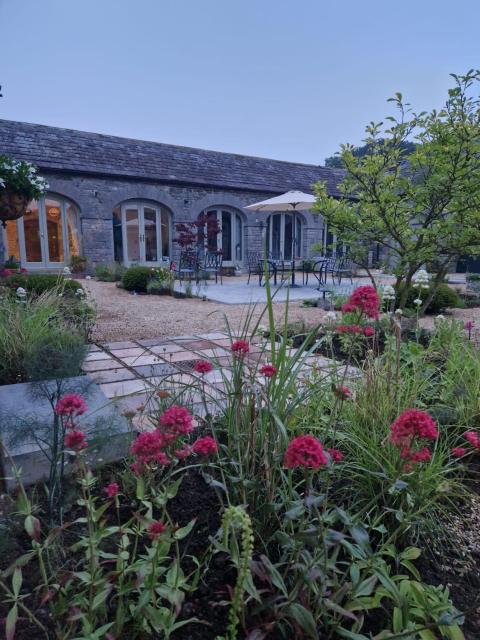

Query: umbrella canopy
244;190;316;212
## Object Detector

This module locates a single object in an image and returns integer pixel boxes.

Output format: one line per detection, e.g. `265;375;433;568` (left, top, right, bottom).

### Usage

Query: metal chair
333;256;354;284
246;251;262;285
311;258;328;288
176;250;199;284
202;251;223;284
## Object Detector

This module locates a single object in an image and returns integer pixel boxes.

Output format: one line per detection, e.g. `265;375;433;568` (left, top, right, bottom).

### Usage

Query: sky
0;0;478;165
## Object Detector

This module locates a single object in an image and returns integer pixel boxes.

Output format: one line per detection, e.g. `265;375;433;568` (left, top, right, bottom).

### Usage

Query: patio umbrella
245;190;316;286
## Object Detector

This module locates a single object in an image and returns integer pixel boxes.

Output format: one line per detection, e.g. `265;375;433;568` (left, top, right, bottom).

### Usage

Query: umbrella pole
291;204;297;286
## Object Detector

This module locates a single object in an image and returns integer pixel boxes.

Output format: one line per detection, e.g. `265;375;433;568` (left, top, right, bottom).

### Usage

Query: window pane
66;203;81;257
235;214;242;260
221;211;232;260
296;217;302;257
144;207;158;262
206;211;218;252
161;209;170;257
271;215;281;259
113;206;123;262
125;208;140;262
45;198;64;263
5;220;20;261
284;214;293;260
24;200;43;262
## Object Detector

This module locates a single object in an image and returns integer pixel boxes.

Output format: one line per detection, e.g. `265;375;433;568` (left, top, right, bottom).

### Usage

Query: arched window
198;207;243;265
266;213;303;260
113;200;171;265
3;194;81;269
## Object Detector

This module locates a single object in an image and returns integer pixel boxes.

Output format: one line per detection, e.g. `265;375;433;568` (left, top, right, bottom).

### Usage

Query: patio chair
201;251;223;284
246;251;262;284
176;250;199;284
323;257;337;283
311;258;329;288
333;256;354;285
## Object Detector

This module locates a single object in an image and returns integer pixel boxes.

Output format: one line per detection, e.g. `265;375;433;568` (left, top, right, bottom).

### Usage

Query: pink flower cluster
342;286;380;319
55;393;88;418
389;409;438;470
130;405;217;474
284;435;327;469
334;386;351;401
148;520;167;540
55;393;89;453
464;430;480;449
231;340;250;355
335;324;375;337
260;364;277;378
326;448;344;463
104;482;120;498
64;429;88;452
194;360;214;374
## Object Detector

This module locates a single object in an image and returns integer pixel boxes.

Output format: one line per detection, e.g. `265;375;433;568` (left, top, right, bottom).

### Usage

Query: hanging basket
0;190;30;227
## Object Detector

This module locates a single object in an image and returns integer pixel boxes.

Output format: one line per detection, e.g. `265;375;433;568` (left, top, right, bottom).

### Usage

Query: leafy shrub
95;261;125;282
5;273;82;296
146;280;172;295
121;266;152;292
427;283;460;313
70;255;87;273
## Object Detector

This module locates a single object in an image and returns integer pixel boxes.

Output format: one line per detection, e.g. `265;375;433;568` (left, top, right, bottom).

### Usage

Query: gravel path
84;280;327;342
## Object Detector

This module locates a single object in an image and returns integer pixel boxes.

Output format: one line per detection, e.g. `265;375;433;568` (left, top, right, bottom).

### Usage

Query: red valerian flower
464;430;480;449
260;364;277;378
148;520;167;540
464;320;474;331
326;448;344;463
64;429;88;452
159;405;194;436
341;302;357;314
452;447;467;458
284;435;327;470
55;393;88;418
345;285;381;319
130;430;173;467
174;446;192;460
192;436;218;457
334;386;351;401
335;324;363;334
231;340;250;355
389;409;439;447
410;447;432;463
104;482;120;498
363;326;375;337
193;360;214;374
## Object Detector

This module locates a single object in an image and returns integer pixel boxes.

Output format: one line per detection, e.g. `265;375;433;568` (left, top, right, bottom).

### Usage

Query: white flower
394;308;403;316
413;298;423;306
413;269;430;288
16;287;26;298
0;177;5;188
75;288;85;298
85;275;92;280
323;311;337;322
435;314;445;321
382;284;396;300
63;266;71;275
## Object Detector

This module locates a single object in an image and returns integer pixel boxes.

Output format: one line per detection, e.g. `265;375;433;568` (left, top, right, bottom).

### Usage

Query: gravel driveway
84;280;327;342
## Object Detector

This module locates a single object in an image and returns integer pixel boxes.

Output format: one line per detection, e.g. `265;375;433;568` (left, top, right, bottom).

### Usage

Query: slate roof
0;119;344;196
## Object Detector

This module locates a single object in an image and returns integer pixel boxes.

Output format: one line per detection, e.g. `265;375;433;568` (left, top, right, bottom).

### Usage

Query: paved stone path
83;332;357;423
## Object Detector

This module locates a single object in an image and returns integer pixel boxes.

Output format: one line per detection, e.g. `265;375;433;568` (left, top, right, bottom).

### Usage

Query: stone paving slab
105;340;138;350
87;368;138;384
109;347;148;358
149;343;184;355
83;359;123;373
85;351;114;362
100;378;152;398
132;363;177;377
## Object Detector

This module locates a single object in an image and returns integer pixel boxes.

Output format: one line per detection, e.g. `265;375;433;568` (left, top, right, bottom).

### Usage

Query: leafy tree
174;212;221;250
324;140;416;168
315;70;480;309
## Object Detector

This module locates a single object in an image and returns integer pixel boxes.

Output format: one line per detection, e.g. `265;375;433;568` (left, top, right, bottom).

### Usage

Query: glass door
121;202;165;266
20;198;68;269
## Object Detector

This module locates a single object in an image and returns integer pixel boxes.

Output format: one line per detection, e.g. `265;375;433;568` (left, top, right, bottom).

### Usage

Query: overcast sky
0;0;478;165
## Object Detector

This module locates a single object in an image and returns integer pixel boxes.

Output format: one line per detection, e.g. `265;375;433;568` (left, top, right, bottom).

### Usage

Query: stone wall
11;171;327;272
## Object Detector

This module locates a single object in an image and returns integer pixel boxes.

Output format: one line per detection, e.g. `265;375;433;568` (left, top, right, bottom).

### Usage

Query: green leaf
6;605;18;640
173;519;196;540
12;567;22;597
401;547;421;561
336;628;370;640
284;603;318;639
324;599;358;621
353;575;378;598
393;607;403;633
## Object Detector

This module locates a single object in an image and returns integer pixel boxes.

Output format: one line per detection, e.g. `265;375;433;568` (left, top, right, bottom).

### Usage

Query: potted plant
0;156;48;228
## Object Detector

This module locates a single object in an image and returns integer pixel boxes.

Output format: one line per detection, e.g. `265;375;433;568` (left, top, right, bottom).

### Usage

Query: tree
315;70;480;309
174;212;221;251
324;140;416;168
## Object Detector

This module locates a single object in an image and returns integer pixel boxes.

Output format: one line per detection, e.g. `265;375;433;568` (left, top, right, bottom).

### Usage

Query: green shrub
146;280;172;295
122;266;152;292
70;255;87;273
427;283;460;313
5;273;82;296
95;261;125;282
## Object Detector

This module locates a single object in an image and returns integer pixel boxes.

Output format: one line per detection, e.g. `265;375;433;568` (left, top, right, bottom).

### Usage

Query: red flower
345;286;381;319
192;436;218;457
159;405;194;436
363;326;375;337
464;430;480;449
175;446;192;460
148;520;167;540
284;435;327;470
341;302;357;314
64;429;88;452
55;393;88;418
452;447;467;458
335;324;363;334
231;340;250;355
260;364;277;378
104;482;120;498
410;447;432;463
130;430;173;467
194;360;214;374
389;409;438;448
464;320;474;331
334;386;351;401
326;448;344;463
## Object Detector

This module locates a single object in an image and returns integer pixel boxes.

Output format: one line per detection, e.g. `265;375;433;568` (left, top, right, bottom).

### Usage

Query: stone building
0;119;345;273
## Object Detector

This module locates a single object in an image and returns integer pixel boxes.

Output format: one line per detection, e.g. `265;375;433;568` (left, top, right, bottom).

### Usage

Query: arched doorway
113;200;171;266
4;194;81;269
266;213;303;260
197;207;243;266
